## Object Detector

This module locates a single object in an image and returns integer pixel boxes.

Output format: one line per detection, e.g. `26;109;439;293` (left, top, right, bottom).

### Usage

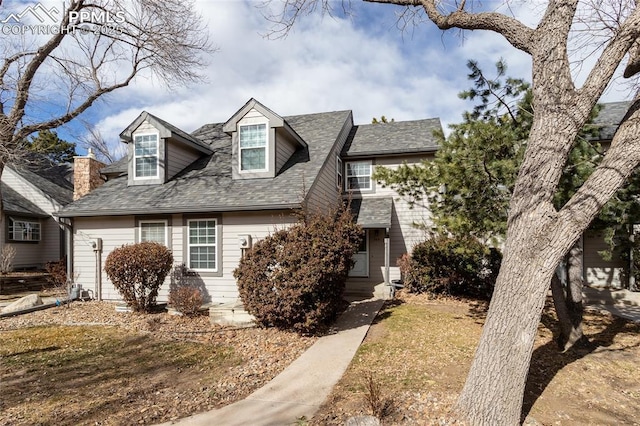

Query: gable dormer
223;98;307;180
120;112;212;186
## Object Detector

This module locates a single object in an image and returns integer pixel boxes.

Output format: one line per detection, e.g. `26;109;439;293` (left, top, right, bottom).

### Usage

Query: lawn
311;292;640;425
0;301;315;425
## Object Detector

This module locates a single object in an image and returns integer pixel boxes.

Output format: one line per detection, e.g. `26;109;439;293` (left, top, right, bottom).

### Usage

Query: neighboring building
57;99;442;303
1;159;73;270
583;101;634;289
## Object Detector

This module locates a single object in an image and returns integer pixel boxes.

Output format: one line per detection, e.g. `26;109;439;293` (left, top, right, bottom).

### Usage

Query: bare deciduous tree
268;0;640;424
76;120;126;164
0;0;211;173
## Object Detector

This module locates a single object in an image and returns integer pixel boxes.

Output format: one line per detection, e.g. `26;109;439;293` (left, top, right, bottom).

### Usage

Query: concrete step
209;302;255;327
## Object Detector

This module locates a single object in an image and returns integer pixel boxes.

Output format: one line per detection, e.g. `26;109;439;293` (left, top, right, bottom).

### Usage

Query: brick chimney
73;149;106;200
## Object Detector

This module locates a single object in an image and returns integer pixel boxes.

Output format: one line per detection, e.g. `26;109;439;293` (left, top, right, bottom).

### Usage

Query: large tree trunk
455;208;569;424
564;241;585;348
551;240;586;352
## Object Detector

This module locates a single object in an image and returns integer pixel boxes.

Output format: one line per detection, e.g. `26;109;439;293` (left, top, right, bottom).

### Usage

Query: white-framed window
9;218;41;241
336;156;343;189
188;219;217;271
139;220;167;245
345;161;372;191
239;123;267;171
134;133;159;178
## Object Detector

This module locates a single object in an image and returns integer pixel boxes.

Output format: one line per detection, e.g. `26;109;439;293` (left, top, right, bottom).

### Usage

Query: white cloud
92;0;540;148
85;0;634;155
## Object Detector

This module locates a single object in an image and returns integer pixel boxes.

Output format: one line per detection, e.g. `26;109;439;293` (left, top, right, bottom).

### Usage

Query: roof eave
56;202;302;218
343;147;439;158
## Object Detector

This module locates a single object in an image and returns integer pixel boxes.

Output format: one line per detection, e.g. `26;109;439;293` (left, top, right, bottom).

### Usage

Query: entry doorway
349;230;369;277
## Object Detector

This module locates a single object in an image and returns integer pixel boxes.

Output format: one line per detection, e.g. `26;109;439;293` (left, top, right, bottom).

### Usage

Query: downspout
630;228;638;291
384;227;390;287
59;218;73;295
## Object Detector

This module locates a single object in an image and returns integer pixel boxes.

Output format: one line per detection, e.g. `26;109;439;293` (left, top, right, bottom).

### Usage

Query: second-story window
134;134;159;178
239;123;267;171
346;161;372;191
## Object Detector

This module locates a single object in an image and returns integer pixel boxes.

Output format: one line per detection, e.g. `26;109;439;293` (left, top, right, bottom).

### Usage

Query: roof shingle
58;110;352;217
343;118;441;157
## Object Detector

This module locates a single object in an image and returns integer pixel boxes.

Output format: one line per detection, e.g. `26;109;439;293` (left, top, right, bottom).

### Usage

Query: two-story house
57;99;442;303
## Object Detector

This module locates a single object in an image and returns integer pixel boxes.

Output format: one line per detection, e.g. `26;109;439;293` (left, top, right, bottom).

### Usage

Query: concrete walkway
583;286;640;323
161;297;385;426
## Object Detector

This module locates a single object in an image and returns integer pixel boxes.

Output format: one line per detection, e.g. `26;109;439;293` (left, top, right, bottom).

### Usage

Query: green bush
402;235;501;300
234;205;362;334
104;242;173;312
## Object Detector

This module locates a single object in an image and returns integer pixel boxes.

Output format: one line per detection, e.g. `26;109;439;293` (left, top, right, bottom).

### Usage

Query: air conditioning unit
238;234;252;249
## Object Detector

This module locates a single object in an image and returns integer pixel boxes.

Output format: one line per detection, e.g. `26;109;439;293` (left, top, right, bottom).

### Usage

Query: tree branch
578;7;640;107
559;98;640;228
365;0;535;53
6;0;84;132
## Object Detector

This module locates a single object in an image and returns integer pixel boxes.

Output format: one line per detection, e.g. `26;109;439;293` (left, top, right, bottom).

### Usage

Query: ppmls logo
1;2;60;24
0;2;124;36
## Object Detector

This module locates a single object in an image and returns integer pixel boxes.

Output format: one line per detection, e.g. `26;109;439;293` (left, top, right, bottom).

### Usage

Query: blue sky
84;0;534;157
1;1;634;158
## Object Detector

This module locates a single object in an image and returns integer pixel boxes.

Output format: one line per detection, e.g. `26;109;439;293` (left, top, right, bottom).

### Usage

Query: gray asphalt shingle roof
58;110;352;217
2;183;48;217
350;197;393;228
7;161;73;206
594;101;633;140
100;156;127;176
343;118;441;157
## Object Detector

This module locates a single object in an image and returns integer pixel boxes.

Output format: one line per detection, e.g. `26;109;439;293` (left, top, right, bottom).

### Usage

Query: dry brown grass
312;292;640;425
0;301;316;425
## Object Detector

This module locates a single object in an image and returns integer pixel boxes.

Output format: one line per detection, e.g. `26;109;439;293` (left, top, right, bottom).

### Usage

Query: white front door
349;231;369;277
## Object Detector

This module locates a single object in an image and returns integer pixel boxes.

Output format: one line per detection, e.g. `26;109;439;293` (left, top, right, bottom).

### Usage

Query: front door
349;230;369;277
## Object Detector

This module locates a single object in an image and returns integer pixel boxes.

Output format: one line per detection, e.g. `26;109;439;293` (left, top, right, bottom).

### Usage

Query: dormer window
134;133;159;179
239;123;267;171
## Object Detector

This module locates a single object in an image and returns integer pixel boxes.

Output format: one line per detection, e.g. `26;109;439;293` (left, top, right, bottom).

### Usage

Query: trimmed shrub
104;242;173;312
169;286;204;317
402;235;501;300
396;253;431;294
45;257;67;288
234;205;362;334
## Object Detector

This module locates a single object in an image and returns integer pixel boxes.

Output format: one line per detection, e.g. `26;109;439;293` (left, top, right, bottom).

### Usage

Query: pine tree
26;130;77;165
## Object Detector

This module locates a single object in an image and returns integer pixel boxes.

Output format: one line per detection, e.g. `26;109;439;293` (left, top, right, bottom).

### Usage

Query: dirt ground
311;292;640;425
0;301;316;425
2;294;639;425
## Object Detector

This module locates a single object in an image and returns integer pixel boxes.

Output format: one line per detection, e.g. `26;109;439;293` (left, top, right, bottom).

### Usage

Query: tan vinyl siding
243;108;264;120
306;113;353;212
583;230;627;289
42;218;63;263
275;130;297;173
345;155;432;286
371;155;432;257
166;139;200;180
214;211;296;303
133;120;156;134
73;216;135;301
72;211;296;304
